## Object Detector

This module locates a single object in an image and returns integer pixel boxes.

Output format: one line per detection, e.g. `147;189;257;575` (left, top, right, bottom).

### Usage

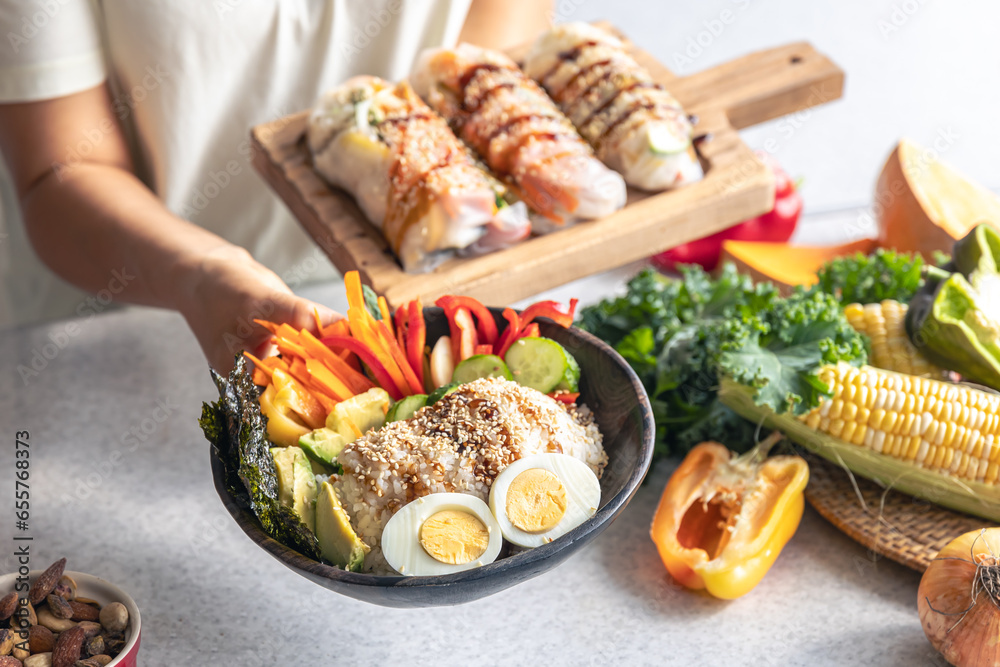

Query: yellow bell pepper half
650;440;809;599
258;384;311;448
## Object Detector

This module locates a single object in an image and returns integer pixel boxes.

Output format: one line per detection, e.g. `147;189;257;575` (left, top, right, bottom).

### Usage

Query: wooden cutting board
250;23;844;307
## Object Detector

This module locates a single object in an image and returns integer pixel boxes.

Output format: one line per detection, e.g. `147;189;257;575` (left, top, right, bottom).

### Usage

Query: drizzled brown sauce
457;64;580;179
536;38;672;147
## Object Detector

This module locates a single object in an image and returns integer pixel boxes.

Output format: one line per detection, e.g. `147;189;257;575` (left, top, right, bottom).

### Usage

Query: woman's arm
0;84;338;371
459;0;553;51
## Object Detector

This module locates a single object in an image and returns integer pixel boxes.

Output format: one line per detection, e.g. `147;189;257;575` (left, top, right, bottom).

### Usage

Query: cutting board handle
670;41;844;130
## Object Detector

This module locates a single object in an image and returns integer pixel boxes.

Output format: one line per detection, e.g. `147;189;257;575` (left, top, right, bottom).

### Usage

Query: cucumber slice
452;354;513;385
386;394;427;422
648;124;691;156
556;351;581;392
504;337;570;393
427;382;460;406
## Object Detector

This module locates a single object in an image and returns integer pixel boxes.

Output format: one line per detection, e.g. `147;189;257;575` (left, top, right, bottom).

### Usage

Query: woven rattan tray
804;456;989;572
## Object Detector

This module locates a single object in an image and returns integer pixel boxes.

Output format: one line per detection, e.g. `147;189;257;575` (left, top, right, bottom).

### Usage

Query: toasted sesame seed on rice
332;377;607;573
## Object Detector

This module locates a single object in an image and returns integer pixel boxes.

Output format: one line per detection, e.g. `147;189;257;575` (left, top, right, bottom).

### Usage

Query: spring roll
308;76;530;272
410;44;627;229
523;23;703;191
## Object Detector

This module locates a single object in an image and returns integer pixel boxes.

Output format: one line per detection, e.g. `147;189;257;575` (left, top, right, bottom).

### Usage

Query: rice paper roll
308;76;529;272
410;44;626;230
523;23;703;191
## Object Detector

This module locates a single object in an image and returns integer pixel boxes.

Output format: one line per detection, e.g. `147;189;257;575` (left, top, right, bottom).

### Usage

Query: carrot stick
254;319;280;334
286;358;339;412
378;296;394;338
321;335;404;401
299;329;375;395
374;319;423;395
305;359;355;401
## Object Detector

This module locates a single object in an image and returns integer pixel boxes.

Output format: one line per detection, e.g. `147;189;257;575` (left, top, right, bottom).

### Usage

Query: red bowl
0;569;141;665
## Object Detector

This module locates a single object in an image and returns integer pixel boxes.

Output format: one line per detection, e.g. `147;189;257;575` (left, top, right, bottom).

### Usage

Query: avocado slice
270;447;317;531
299;427;347;467
326;387;391;443
315;481;369;571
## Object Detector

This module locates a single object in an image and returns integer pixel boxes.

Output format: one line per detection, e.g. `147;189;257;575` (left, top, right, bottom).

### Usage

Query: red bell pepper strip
474;344;493;355
436;295;499;345
547;391;580;404
321;335;404;401
394;305;408;353
651;152;802;272
517;299;578;330
406;300;426;388
519;323;540;339
448;307;479;362
496;309;521;359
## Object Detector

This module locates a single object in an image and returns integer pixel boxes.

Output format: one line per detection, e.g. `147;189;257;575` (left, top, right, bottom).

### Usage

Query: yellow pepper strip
270;368;326;430
258;385;311;447
650;438;809;599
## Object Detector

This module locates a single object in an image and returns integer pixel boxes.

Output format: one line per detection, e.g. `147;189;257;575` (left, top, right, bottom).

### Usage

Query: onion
918;528;1000;666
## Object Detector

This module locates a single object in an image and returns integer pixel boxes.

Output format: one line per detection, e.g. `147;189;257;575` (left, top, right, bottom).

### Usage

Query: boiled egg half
381;493;503;576
489;453;601;548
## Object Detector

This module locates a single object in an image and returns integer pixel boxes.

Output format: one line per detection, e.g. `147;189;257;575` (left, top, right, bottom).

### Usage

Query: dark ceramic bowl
210;307;654;608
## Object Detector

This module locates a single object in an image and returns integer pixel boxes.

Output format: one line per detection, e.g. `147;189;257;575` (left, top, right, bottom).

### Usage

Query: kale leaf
813;248;924;305
579;265;778;459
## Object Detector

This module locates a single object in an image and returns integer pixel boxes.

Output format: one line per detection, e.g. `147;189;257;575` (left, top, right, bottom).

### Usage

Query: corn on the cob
843;300;946;377
801;362;1000;485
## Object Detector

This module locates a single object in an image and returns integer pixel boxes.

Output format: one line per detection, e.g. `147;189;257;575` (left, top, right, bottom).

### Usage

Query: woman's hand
177;244;341;373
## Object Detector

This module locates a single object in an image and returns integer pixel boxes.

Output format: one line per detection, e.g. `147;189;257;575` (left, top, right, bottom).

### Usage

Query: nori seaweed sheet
200;356;323;561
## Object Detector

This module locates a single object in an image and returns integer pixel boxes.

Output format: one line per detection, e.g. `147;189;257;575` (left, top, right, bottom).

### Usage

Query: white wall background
562;0;1000;216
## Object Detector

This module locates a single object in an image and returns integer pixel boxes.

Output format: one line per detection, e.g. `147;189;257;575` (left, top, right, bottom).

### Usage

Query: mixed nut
2;559;131;667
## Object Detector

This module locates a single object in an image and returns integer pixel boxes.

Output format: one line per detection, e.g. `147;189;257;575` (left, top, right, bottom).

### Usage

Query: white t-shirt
0;0;471;327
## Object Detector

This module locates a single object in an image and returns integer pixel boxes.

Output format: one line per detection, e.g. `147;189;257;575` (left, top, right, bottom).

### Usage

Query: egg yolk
505;468;568;533
419;510;490;564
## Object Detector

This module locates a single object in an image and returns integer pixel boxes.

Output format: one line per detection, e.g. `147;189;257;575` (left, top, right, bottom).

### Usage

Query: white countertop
0;210;939;666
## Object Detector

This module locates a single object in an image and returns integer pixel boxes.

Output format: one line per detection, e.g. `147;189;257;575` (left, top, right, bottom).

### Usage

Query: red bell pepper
436;296;499;345
449;307;478;362
519;323;540;339
547;391;580;404
394;305;408;352
517;299;578;330
321;335;403;401
406;300;425;388
651;152;802;272
496;309;521;359
474;344;493;355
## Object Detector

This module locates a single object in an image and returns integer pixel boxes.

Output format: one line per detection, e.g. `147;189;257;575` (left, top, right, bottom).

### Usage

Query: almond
27;626;53;655
28;560;66;607
0;594;17;622
64;605;96;625
51;625;83;667
71;625;98;642
0;656;23;667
